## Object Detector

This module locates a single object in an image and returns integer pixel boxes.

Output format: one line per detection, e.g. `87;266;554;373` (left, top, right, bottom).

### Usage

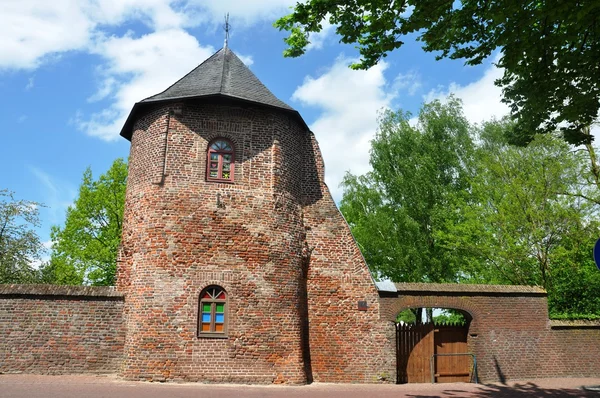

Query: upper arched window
207;139;234;182
198;285;227;337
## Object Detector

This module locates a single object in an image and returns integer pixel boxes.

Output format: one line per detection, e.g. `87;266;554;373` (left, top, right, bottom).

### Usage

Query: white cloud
0;0;94;70
392;71;422;96
29;166;77;224
236;53;254;66
25;77;35;91
292;57;395;201
306;20;334;51
87;0;192;30
425;63;509;124
77;29;214;141
0;0;202;71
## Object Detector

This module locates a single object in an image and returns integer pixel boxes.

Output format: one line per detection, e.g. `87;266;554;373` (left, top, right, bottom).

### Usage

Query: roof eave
119;94;309;141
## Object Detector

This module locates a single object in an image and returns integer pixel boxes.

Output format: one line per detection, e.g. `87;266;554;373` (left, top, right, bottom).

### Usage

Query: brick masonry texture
379;286;600;383
116;100;390;383
0;285;125;375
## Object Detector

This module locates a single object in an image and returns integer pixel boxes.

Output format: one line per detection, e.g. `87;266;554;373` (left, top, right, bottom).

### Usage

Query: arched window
207;139;234;182
198;286;227;336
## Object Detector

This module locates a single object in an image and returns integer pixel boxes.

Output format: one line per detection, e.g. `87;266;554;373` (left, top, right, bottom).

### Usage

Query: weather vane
224;13;230;48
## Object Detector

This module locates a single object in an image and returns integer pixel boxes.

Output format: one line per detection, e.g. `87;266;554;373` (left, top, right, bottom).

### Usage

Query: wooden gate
396;322;471;383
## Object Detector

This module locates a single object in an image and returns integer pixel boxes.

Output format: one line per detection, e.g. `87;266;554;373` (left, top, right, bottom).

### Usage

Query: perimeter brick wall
379;283;600;383
0;284;125;375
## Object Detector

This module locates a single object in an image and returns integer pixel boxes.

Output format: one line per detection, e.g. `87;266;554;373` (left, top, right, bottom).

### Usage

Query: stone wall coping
393;282;546;295
550;319;600;328
0;284;124;298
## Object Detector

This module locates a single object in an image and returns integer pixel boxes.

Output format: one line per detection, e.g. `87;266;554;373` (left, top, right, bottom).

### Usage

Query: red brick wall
302;132;395;383
0;285;124;375
379;285;600;383
119;103;308;383
117;100;392;383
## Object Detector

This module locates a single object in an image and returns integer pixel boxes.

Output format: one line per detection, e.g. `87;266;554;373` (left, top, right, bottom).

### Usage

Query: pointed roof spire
120;46;306;140
224;13;230;49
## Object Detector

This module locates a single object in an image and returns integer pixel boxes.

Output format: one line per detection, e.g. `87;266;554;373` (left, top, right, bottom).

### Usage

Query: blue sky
1;1;512;258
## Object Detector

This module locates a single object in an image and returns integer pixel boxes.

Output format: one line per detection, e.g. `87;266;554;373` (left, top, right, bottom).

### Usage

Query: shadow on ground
407;382;598;397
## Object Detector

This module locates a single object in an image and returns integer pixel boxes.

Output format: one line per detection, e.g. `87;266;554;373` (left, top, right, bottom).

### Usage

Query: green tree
45;159;127;286
340;97;474;283
433;309;467;326
438;121;600;316
0;190;44;283
275;0;600;145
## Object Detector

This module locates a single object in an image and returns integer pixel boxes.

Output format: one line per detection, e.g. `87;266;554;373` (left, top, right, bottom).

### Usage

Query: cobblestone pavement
1;375;599;398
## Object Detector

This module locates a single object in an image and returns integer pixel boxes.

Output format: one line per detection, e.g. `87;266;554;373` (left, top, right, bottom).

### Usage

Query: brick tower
117;47;393;383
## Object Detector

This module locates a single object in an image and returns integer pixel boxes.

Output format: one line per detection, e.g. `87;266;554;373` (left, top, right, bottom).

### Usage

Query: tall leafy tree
437;121;600;316
45;159;127;286
0;190;44;283
275;0;600;145
340;97;474;283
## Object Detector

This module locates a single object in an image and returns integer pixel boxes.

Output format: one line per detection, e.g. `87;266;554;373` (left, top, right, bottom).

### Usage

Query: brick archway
380;294;481;334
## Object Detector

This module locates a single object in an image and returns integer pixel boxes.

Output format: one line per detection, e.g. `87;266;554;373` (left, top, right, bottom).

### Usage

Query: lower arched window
198;286;227;337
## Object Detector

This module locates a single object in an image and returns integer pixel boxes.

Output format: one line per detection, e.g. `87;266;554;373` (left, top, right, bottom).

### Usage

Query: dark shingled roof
120;47;306;140
143;47;294;110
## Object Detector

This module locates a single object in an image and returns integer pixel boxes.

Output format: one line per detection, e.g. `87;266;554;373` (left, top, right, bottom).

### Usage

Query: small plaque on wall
357;300;368;311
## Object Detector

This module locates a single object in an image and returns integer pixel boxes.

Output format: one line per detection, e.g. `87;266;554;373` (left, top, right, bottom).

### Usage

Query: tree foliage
275;0;600;144
0;190;44;283
438;125;593;287
340;97;474;282
341;100;600;318
45;159;127;286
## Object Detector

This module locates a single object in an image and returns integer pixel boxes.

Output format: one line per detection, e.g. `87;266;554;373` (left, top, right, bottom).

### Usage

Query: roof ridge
219;47;227;94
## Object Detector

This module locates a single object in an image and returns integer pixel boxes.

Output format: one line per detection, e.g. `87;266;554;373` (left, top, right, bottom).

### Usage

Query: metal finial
224;13;230;48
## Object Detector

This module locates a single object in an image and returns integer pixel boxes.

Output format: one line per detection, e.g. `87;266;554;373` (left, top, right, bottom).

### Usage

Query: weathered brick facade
0;285;125;374
380;283;600;383
116;100;391;383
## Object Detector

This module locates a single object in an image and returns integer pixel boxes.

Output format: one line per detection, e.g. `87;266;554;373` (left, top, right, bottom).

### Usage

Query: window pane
216;291;225;300
222;163;230;171
209;171;217;178
222;172;230;179
223;154;231;162
210;153;218;160
202;292;211;299
223;143;232;151
210;162;218;169
202;303;211;312
215;324;224;332
201;323;211;332
216;303;224;312
202;313;212;323
215;313;224;323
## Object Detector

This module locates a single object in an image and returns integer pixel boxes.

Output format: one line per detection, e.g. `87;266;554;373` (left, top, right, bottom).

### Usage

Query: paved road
1;374;599;397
